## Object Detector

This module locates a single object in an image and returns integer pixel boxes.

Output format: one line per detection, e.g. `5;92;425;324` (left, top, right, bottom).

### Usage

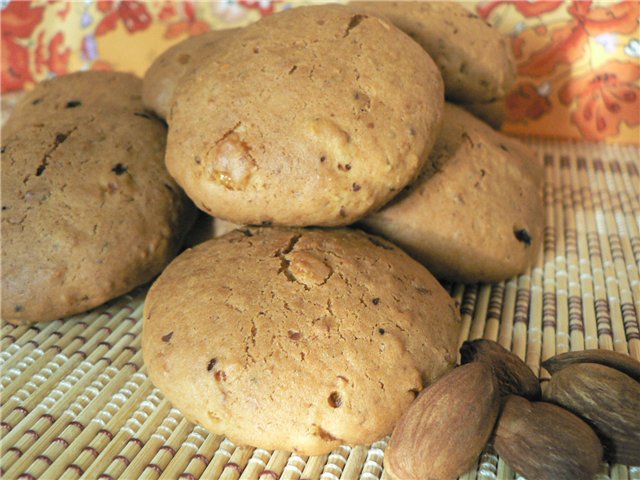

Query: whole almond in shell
494;395;603;480
384;362;500;480
544;362;640;465
460;339;540;399
542;349;640;382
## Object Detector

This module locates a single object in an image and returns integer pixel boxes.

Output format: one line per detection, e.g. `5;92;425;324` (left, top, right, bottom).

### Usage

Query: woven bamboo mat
1;138;639;480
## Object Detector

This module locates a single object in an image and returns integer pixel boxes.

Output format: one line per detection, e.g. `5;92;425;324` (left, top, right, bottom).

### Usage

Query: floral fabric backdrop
1;0;639;144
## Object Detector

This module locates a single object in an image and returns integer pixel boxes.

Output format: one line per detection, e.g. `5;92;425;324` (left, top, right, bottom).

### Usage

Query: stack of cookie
1;2;543;457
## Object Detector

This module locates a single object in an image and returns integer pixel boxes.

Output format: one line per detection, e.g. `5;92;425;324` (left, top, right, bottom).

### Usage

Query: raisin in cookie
351;1;516;104
143;29;237;119
362;103;544;283
1;72;196;324
143;227;460;455
166;4;444;226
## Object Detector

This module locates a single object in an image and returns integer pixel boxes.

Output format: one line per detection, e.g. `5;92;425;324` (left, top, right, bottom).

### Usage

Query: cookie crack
32;126;78;179
275;234;303;284
344;14;367;37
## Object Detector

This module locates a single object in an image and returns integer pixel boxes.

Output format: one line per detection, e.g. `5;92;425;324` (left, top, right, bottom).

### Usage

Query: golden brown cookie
3;71;150;138
362;103;544;283
351;1;516;104
143;227;461;455
460;98;506;129
143;29;236;119
1;72;196;324
166;4;444;227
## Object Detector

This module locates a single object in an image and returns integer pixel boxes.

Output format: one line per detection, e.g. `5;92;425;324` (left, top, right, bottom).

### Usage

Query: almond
460;339;540;399
542;349;640;382
544;362;640;465
384;362;500;480
494;396;602;480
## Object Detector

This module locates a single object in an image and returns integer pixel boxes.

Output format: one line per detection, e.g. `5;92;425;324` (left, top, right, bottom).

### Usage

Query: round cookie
3;71;150;138
351;1;516;104
167;4;444;227
143;227;460;455
143;29;236;119
1;73;196;324
362;103;544;283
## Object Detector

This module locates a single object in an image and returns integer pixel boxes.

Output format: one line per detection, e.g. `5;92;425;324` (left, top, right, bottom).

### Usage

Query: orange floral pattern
0;0;638;144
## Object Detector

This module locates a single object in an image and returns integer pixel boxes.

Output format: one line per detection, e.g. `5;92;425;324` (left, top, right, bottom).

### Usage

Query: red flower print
164;2;210;39
96;1;152;36
506;82;552;122
239;0;278;16
560;61;640;141
519;1;639;77
1;1;45;92
158;2;178;21
477;1;563;20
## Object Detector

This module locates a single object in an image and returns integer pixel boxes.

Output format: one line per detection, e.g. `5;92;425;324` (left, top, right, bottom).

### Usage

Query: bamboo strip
1;314;140;433
157;425;210;480
483;283;505;342
468;284;491;341
188;435;235;479
299;453;328;480
1;323;59;361
238;448;272;480
497;277;518;351
258;450;294;480
590;158;630;353
217;445;254;480
551;155;568;358
170;431;225;480
1;303;139;416
117;407;184;479
318;445;350;480
457;284;478;349
602;160;640;358
2;345;138;477
340;445;368;479
137;418;193;480
81;393;172;479
541;154;559;370
59;375;154;479
358;439;386;480
564;154;587;351
41;362;148;480
0;319;64;370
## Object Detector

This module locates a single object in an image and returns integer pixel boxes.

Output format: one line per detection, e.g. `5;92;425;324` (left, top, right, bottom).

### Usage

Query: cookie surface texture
2;72;196;324
363;103;544;283
352;1;516;103
143;29;236;119
142;227;461;455
166;4;444;226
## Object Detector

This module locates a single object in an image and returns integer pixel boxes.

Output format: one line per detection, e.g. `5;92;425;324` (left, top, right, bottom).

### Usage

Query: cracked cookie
362;103;544;283
142;227;461;455
1;72;196;324
143;29;237;119
166;4;444;227
351;1;516;104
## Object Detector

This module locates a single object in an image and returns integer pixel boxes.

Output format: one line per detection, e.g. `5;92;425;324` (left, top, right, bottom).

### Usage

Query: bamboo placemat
1;138;639;480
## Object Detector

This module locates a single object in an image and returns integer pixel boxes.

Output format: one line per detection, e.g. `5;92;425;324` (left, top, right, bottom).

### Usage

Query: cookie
362;103;544;283
143;29;236;119
460;98;506;129
143;227;461;455
167;4;444;226
1;72;196;324
351;1;516;104
3;71;149;138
